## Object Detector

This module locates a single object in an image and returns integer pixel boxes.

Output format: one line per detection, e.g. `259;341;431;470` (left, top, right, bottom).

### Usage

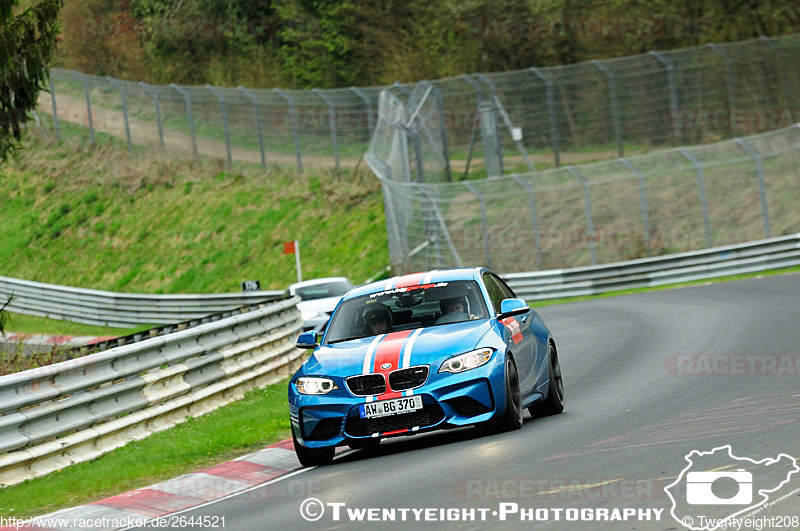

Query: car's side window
493;274;516;300
482;273;506;314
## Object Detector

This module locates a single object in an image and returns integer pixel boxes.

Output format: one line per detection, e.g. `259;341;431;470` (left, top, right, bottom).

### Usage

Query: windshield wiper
327;335;366;344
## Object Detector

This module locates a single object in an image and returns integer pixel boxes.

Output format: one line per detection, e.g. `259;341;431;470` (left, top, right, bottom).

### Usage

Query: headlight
301;310;322;321
439;348;494;373
295;377;338;395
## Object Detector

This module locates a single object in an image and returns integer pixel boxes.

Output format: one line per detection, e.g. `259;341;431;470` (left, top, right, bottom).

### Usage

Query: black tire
529;344;564;418
292;429;335;467
495;355;524;431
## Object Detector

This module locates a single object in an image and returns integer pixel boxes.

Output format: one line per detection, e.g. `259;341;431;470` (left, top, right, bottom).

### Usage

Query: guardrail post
107;77;132;153
274;88;303;172
566;166;597;265
707;44;736;135
170;84;197;156
678;148;713;248
591;60;623;157
206;85;232;168
238;87;267;171
349;86;374;136
649;52;680;141
48;76;60;139
463;182;492;268
529;67;560;167
734;138;771;238
70;71;95;144
511;175;544;269
139;82;164;148
313;89;340;172
759;36;794;108
617;157;652;256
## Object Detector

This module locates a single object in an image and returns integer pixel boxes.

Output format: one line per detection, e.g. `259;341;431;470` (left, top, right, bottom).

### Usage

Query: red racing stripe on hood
372;330;414;400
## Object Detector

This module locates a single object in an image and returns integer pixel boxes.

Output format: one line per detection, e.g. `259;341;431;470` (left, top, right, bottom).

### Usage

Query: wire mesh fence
32;34;800;172
370;117;800;272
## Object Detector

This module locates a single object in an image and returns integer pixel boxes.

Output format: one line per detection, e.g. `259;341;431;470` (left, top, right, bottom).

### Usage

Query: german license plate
359;396;423;418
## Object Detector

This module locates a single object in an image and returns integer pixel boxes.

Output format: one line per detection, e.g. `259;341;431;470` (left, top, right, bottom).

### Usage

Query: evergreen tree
0;0;62;162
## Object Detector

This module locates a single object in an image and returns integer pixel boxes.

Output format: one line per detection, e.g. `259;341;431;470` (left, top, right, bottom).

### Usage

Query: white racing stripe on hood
401;328;424;369
362;334;384;375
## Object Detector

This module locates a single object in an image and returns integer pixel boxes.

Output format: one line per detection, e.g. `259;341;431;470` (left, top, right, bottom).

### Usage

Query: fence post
677;148;713;248
566;166;597;265
70;71;94;145
511;175;544;270
460;74;485;178
759;36;794;108
349;86;374;137
274;88;302;172
170;84;197;156
476;73;535;173
734;138;771;238
463;182;492;268
48;75;60;139
529;67;560;167
205;85;232;168
312;89;340;172
237;87;267;170
107;77;132;153
431;85;453;182
648;52;680;141
472;75;505;175
139;82;164;148
707;44;736;136
591;60;623;157
617;157;652;257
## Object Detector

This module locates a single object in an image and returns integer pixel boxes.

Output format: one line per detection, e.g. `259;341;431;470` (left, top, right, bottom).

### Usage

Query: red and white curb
3;439;340;530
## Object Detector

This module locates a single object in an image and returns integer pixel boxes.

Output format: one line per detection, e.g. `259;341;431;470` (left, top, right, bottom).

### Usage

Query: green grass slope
0;133;389;294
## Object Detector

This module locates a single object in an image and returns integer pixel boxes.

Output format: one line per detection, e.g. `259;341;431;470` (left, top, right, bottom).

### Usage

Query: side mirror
296;330;318;349
497;298;530;319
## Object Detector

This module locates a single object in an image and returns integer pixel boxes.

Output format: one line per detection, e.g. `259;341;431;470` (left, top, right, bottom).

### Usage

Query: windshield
293;280;353;301
325;280;488;344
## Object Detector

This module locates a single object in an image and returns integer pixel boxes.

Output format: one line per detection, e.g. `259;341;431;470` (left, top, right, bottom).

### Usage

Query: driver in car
441;297;479;320
365;305;392;335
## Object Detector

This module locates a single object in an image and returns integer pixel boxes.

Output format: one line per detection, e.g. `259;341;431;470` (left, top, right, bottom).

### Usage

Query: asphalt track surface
161;274;800;530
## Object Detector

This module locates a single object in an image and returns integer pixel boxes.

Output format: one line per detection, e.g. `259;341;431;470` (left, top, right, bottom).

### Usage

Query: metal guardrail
503;233;800;301
0;296;305;487
0;276;286;327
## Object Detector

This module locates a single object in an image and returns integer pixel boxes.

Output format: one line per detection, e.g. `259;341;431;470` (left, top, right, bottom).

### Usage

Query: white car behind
289;277;354;333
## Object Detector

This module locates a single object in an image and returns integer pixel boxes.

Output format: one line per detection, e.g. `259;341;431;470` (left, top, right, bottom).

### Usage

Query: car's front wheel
292;429;335;467
495;355;524;431
529;343;564;417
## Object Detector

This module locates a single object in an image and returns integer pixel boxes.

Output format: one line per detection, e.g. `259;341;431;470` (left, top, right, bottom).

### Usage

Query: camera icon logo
686;469;752;505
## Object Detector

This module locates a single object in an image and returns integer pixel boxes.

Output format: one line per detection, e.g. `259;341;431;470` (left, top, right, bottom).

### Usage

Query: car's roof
343;268;487;300
288;277;351;291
